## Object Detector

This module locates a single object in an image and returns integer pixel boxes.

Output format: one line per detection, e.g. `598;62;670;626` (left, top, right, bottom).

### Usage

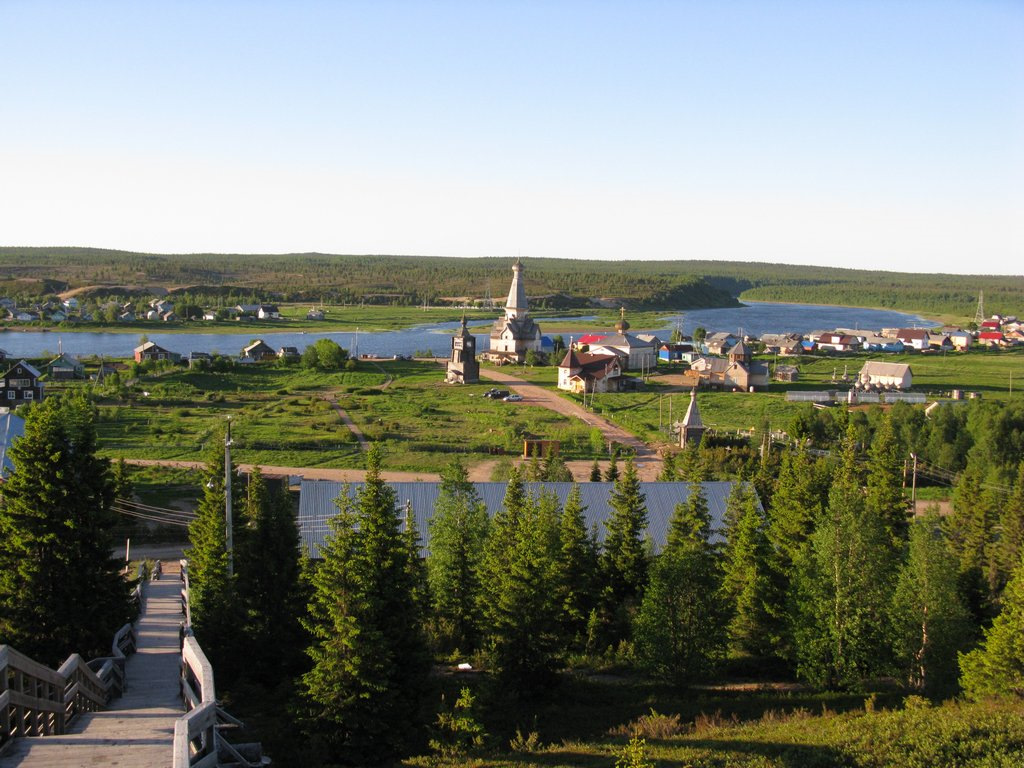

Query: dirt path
322;393;371;451
479;368;654;457
124;458;440;482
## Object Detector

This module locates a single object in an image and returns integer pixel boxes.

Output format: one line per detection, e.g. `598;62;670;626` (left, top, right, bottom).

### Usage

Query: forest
4;389;1024;765
1;246;1021;319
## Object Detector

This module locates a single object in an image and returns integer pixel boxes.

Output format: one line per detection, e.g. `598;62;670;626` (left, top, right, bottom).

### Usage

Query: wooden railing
0;572;142;752
173;559;263;768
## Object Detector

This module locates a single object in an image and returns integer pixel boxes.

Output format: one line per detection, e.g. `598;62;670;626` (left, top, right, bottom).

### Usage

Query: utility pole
910;452;918;509
225;417;234;576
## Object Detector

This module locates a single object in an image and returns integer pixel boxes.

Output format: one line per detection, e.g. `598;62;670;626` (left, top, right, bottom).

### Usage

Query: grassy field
93;360;596;471
340;362;595;471
400;680;1024;768
579;348;1024;444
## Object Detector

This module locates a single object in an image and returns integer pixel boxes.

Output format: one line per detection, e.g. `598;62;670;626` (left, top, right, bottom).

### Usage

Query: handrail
0;567;144;751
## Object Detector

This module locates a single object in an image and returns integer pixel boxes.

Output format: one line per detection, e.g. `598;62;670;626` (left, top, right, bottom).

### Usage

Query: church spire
505;258;528;319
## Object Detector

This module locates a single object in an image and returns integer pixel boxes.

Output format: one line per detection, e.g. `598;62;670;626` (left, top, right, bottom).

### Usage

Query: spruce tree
720;483;779;657
301;446;431;764
946;466;1000;620
792;426;896;689
427;460;490;653
477;468;561;692
0;395;131;666
865;412;911;550
960;550;1024;699
541;450;573;482
634;486;725;682
994;460;1024;597
185;429;244;684
658;450;678;481
603;451;620;482
596;458;649;646
556;484;599;650
589;458;602;482
234;466;306;686
891;513;971;697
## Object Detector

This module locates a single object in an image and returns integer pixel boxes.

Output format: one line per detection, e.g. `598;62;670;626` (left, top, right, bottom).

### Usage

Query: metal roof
0;410;25;477
298;480;751;559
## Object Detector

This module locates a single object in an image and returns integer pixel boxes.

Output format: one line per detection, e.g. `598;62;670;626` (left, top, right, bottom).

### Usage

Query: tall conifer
0;395;131;666
301;446;430;764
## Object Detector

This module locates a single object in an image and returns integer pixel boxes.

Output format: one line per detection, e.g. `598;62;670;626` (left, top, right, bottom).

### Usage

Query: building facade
484;259;543;364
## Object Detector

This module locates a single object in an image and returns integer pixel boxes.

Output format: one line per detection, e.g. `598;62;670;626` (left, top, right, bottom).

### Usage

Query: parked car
503;393;523;402
484;389;510;399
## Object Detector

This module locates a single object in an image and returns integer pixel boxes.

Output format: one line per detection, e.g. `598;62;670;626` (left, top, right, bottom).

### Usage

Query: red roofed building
576;334;608;346
978;331;1005;347
557;349;623;393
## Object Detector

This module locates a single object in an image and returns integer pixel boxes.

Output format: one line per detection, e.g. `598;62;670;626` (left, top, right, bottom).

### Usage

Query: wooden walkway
0;564;183;768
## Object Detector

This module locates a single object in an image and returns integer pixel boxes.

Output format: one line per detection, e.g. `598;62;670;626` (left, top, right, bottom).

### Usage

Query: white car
503;393;523;402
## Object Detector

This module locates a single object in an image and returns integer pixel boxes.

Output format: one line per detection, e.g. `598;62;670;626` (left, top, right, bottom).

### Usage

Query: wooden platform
0;565;184;768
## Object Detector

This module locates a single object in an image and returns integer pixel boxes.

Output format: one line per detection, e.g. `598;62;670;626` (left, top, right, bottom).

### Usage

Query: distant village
0;262;1020;419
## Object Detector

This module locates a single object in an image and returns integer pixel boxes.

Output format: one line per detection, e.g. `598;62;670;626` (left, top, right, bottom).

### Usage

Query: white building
484;259;543;364
858;361;913;390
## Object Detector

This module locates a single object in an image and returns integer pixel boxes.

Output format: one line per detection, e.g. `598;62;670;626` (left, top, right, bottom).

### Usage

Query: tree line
181;410;1024;765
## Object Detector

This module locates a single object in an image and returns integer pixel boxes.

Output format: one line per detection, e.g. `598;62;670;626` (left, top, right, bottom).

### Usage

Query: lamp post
225;417;234;576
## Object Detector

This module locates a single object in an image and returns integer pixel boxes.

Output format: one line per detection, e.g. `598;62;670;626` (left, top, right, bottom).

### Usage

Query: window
7;391;14;399
23;391;33;400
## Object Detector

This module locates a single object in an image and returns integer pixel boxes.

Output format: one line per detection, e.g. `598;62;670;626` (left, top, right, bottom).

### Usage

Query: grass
92;359;595;471
402;678;1024;768
83;348;1023;471
342;361;595;471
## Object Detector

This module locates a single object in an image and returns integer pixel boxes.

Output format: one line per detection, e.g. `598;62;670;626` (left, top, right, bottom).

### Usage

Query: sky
1;0;1021;274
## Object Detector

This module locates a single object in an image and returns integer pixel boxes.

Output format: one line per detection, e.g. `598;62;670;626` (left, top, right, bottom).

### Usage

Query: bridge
0;561;263;768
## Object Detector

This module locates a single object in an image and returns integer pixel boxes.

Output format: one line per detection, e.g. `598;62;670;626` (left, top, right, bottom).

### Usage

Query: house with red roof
557;349;623;394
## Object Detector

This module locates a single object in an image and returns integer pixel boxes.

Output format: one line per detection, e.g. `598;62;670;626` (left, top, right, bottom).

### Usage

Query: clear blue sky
1;0;1021;274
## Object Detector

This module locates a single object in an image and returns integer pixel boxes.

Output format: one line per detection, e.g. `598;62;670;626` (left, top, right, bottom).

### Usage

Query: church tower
446;315;480;384
679;389;706;447
485;259;543;364
505;258;529;321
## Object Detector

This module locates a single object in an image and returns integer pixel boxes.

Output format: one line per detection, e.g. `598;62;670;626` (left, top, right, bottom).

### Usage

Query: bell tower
446;315;480;384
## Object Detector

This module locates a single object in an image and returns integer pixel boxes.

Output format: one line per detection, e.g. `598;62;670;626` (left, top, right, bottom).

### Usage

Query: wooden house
1;360;44;403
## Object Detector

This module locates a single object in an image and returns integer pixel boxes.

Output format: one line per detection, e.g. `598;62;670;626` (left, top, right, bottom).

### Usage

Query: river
0;302;931;360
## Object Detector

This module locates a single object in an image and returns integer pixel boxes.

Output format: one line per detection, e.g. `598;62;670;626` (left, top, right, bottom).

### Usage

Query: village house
774;365;800;383
759;333;803;356
928;333;954;351
557;349;623;393
257;304;281;320
658;342;698;364
816;332;862;353
862;334;905;353
306;308;326;320
241;339;277;361
978;330;1006;347
44;353;85;380
689;342;770;391
134;341;179;363
186;352;211;369
1;360;44;403
949;330;972;350
278;346;301;361
704;332;737;355
585;309;659;372
484;259;543;364
895;328;929;350
858;361;913;390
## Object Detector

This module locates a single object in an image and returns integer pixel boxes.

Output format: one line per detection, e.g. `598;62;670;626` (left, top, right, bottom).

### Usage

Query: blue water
0;303;931;360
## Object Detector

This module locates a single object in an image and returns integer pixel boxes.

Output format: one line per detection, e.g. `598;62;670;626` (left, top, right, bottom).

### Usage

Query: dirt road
479;369;654;457
124;458;440;483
